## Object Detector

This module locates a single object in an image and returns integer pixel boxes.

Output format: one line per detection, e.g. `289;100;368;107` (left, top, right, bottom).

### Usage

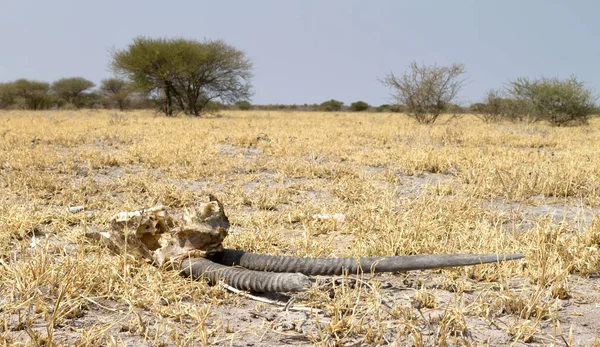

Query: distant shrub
80;92;102;108
51;77;95;108
508;76;597;126
350;101;370;112
0;83;15;109
471;94;535;124
380;61;466;124
203;100;224;113
500;98;534;123
469;103;486;113
318;99;344;112
446;103;466;114
100;78;132;110
376;104;404;113
473;89;504;123
376;104;390;112
7;79;52;110
235;100;252;110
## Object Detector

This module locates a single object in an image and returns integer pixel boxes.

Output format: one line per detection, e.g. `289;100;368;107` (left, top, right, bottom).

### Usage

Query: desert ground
0;110;599;346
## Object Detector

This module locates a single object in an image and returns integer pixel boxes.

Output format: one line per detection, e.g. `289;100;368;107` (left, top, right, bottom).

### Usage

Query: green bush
235;100;252;110
473;89;504;123
376;104;404;113
51;77;95;108
446;103;466;114
7;79;52;110
471;96;535;123
0;83;15;109
469;103;486;113
319;99;343;112
100;78;132;110
350;101;370;112
203;100;224;113
508;76;597;126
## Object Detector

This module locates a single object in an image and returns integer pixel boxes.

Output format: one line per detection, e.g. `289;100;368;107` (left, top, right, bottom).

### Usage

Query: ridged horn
180;257;312;292
212;249;525;276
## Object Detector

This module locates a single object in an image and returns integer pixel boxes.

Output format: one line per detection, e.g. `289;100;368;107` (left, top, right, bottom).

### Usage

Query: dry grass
0;109;599;346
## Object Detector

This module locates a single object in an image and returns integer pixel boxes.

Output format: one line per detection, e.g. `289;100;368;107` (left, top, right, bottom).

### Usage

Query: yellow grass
0;109;599;345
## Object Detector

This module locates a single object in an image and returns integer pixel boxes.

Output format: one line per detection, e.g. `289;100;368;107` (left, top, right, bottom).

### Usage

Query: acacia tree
473;89;504;123
112;37;253;116
51;77;95;108
380;62;466;124
9;79;52;110
508;76;596;126
100;78;131;110
0;83;15;108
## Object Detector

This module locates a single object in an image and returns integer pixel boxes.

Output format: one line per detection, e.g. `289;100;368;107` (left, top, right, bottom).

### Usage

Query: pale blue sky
0;0;598;106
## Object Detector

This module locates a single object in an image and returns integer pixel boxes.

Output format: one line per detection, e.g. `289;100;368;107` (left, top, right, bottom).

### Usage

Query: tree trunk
164;83;173;116
189;96;200;117
185;87;201;116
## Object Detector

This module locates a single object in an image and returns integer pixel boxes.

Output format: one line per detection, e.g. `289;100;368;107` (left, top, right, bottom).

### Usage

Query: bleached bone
87;195;525;293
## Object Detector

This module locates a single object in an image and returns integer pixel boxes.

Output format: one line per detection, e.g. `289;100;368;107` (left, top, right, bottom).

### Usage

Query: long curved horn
180;257;312;292
212;249;525;276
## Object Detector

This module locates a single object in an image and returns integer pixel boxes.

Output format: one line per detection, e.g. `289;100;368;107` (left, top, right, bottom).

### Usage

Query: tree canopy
112;37;253;116
2;79;51;110
350;101;370;112
51;77;95;108
319;99;344;112
100;78;132;110
507;76;597;126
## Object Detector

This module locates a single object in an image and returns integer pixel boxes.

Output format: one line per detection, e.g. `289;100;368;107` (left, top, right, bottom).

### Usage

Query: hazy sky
1;0;598;106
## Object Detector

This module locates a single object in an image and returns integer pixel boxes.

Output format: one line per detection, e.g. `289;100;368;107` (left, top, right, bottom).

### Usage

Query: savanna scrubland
0;110;599;346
